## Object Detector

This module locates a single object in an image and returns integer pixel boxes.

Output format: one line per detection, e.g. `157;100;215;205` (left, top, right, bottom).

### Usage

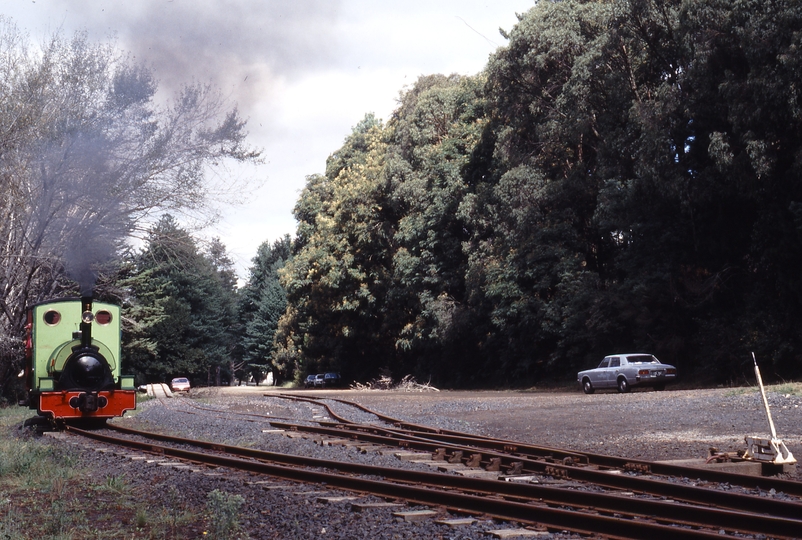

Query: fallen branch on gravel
350;374;439;392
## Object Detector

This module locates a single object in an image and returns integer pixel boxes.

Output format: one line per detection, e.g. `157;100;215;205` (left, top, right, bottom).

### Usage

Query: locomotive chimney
80;296;94;348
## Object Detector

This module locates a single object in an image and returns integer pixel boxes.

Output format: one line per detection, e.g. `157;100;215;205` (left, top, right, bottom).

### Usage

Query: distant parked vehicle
577;354;677;394
323;372;342;387
313;374;326;387
170;377;191;394
304;375;317;388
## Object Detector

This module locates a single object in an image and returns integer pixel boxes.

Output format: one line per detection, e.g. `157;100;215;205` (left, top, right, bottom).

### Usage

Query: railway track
61;393;802;539
271;394;802;498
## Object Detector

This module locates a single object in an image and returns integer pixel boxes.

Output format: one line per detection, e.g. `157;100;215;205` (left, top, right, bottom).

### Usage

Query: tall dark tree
206;237;241;381
467;0;634;381
469;0;802;383
121;216;238;385
384;74;487;383
238;236;292;382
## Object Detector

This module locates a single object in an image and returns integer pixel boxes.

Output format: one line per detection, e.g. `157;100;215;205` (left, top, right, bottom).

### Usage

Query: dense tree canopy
4;2;802;395
276;0;802;387
384;74;488;382
276;115;395;382
119;216;239;386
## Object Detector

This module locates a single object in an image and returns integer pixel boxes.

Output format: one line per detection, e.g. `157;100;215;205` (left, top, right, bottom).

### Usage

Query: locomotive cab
24;297;136;422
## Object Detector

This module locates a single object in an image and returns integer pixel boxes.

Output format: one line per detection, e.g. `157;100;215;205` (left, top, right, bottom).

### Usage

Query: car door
605;356;621;387
591;357;611;387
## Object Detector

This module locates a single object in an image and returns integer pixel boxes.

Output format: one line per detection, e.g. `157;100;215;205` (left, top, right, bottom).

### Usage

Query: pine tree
238;236;291;383
121;216;238;385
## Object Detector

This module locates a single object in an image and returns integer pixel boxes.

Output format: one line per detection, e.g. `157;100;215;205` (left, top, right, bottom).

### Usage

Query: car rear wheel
582;379;594;394
617;377;630;393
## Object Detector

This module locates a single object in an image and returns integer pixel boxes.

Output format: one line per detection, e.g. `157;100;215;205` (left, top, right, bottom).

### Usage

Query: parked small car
577;354;677;394
313;373;326;387
170;377;191;394
304;375;317;388
323;372;341;387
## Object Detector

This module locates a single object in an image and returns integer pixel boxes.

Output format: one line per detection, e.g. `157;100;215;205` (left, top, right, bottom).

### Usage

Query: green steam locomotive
22;297;136;423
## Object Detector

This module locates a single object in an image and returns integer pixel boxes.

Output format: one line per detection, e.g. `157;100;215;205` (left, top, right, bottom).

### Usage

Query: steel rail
69;424;801;539
168;397;301;423
268;418;802;523
316;419;588;463
270;419;576;472
290;394;802;498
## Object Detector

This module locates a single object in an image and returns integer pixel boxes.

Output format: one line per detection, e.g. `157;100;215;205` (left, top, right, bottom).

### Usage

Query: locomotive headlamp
81;311;95;324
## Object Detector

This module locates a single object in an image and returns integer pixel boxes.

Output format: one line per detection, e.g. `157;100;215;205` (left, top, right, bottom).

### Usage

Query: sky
4;0;536;279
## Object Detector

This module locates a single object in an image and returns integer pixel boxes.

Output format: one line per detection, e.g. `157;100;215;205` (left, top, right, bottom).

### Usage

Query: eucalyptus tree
275;115;395;381
0;21;259;396
466;0;629;381
471;0;802;382
384;74;488;382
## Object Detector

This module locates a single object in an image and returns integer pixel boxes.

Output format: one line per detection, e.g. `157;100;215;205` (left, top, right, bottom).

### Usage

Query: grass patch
724;387;753;397
0;405;207;538
771;382;802;396
724;381;802;397
206;489;245;540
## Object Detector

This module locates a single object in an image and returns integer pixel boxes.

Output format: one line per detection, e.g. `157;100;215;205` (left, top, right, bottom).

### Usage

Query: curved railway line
61;392;802;539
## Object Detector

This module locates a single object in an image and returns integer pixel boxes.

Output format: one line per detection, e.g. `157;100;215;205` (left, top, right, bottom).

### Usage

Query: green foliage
271;1;802;387
205;489;244;540
120;216;239;385
385;74;488;381
0;427;78;490
452;0;802;384
238;236;292;382
773;382;802;396
276;115;395;381
0;502;24;540
100;474;130;495
0;418;206;538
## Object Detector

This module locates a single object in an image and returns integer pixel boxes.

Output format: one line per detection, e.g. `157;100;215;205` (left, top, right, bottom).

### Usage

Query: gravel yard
14;385;802;538
330;386;802;469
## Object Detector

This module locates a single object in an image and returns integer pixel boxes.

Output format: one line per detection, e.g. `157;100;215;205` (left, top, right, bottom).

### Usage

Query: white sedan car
170;377;191;394
577;354;677;394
